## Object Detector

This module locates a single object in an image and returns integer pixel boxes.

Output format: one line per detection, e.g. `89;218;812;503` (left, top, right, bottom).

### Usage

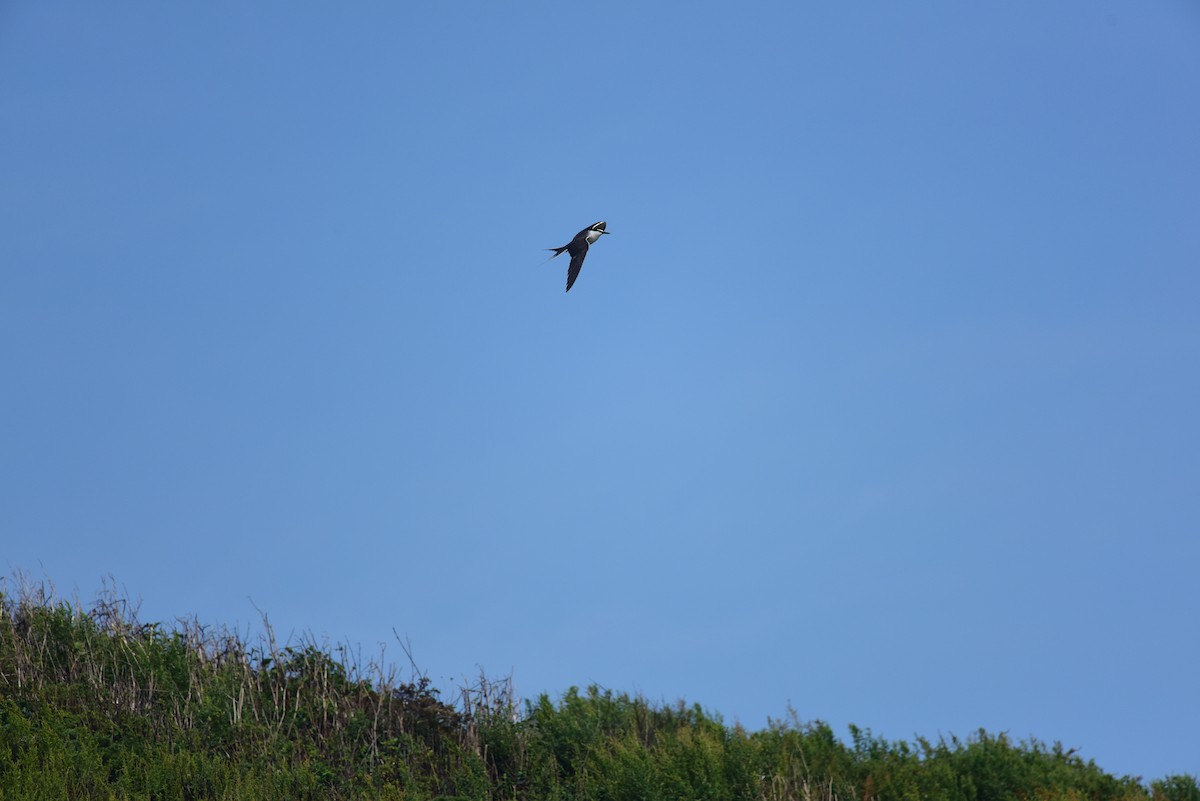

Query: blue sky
3;1;1198;782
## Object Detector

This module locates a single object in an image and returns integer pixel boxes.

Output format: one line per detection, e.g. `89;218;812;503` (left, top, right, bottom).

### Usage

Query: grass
1;575;1195;801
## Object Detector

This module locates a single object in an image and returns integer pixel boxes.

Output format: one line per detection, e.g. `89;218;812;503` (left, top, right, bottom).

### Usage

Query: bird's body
547;221;610;292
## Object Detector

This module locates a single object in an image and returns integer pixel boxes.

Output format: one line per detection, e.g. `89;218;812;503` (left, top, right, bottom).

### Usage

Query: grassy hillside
1;579;1195;801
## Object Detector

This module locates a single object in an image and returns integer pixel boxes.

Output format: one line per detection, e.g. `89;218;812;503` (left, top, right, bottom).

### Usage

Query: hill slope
1;579;1195;801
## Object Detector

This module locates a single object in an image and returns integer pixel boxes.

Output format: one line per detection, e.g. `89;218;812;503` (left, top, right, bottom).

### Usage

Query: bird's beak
602;230;612;234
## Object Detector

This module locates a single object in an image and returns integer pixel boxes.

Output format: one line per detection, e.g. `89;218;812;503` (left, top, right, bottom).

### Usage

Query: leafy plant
0;575;1191;801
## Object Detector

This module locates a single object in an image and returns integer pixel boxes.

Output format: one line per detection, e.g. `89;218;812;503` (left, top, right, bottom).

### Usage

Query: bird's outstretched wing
565;239;589;292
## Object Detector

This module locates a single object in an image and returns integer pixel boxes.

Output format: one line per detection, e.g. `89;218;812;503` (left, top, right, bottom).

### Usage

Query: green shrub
0;579;1186;801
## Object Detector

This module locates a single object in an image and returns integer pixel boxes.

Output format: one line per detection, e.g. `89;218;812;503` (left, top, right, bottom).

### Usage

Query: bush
0;577;1185;801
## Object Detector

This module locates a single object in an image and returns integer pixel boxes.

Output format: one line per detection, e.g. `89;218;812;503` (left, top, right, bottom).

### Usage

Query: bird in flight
546;221;610;292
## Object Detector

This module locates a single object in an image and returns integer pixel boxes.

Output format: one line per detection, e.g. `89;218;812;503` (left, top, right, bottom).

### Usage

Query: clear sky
3;1;1198;783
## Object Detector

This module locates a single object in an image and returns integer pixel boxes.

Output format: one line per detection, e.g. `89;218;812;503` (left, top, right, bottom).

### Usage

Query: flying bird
547;221;610;292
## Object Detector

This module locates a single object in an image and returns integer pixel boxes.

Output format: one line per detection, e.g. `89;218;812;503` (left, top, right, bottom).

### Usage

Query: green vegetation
1;578;1195;801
